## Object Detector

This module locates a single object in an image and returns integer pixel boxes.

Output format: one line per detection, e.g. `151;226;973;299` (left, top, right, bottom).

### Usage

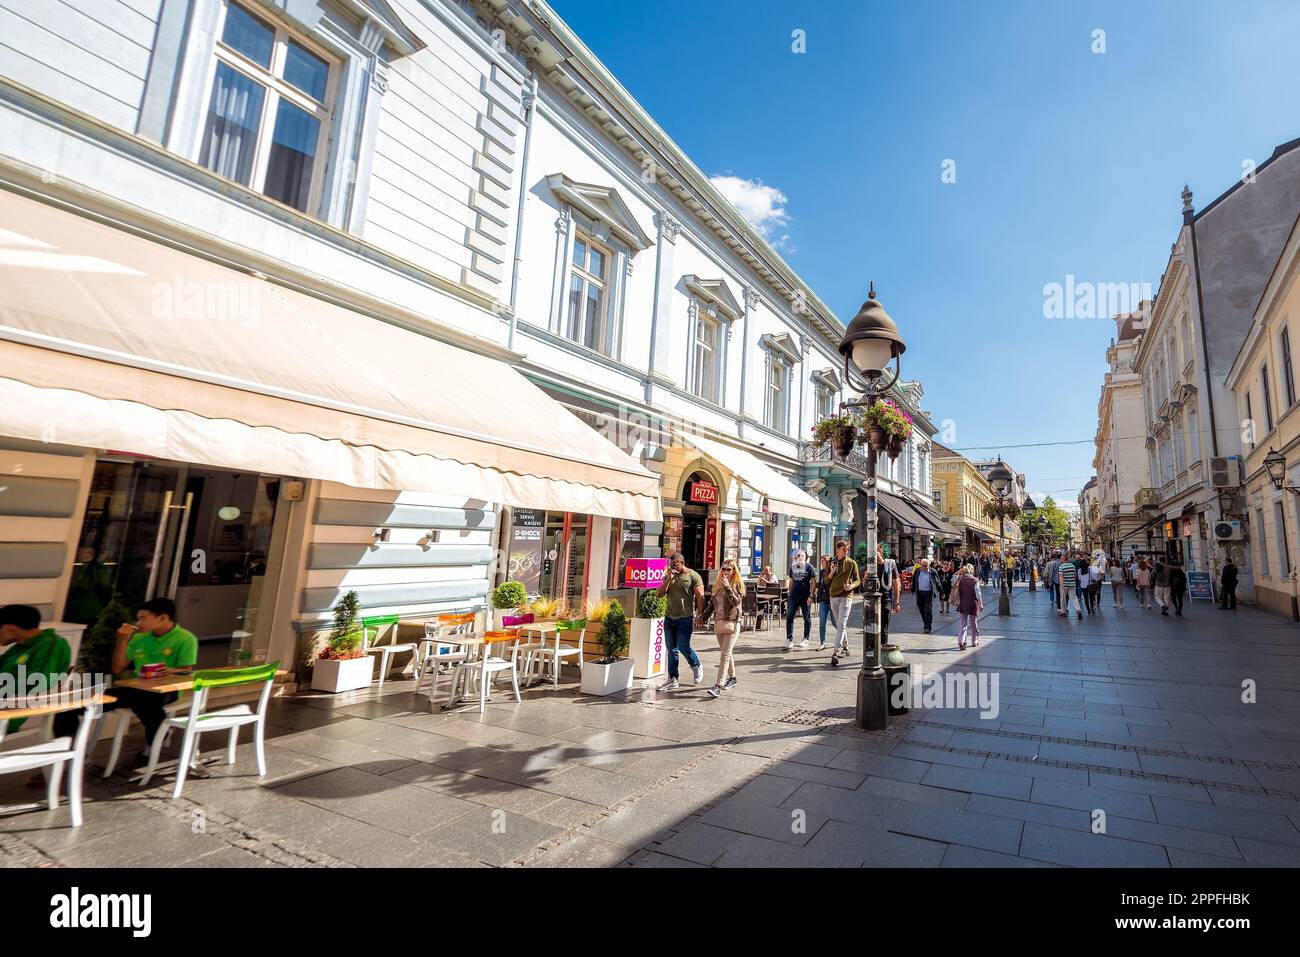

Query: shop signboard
508;508;545;593
704;517;718;569
689;481;719;505
751;526;765;574
625;557;668;589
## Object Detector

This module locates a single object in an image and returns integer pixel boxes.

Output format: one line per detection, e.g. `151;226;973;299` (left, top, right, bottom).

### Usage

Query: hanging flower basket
867;426;888;452
886;432;906;460
862;398;913;444
811;412;860;459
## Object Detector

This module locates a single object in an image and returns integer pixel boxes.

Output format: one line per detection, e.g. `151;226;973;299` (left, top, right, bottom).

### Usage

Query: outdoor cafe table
112;668;289;694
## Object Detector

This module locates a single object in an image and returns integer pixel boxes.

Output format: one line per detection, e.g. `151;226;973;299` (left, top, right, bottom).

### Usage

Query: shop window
198;1;335;213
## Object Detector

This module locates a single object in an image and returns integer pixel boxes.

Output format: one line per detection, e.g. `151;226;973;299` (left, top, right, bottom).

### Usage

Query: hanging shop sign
704;516;718;569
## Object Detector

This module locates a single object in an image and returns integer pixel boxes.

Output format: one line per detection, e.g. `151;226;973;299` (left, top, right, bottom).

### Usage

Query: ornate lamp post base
856;663;889;731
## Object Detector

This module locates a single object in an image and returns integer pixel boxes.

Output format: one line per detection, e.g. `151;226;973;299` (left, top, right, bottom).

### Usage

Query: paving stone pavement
3;582;1299;868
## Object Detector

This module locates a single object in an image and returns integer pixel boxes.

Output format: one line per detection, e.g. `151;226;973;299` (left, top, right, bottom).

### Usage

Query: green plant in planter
320;590;364;660
492;580;528;612
982;500;1021;522
636;590;667;619
597;602;629;663
78;593;132;677
853;542;871;567
862;398;913;438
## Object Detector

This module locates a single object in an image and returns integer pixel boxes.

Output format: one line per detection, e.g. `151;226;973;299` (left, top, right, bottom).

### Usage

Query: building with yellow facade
931;442;1013;555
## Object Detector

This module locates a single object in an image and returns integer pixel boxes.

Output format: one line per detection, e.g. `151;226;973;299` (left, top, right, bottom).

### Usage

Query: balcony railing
799;442;872;474
1135;487;1161;509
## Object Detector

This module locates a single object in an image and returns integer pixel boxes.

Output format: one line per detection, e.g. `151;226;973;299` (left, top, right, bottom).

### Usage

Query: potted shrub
629;590;668;679
580;602;634;695
862;398;912;452
811;411;859;459
492;580;529;630
310;590;373;693
581;597;614;660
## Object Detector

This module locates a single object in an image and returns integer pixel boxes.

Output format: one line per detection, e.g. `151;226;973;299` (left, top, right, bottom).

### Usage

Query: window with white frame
198;1;335;213
1187;406;1200;465
1262;363;1276;432
766;357;787;431
1172;414;1186;476
566;231;612;352
815;385;833;423
1275;500;1291;577
1283;327;1296;409
1257;506;1270;576
691;312;721;403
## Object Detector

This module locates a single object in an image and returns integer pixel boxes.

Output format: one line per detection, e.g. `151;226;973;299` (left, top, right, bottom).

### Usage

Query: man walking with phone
656;551;705;690
828;540;861;664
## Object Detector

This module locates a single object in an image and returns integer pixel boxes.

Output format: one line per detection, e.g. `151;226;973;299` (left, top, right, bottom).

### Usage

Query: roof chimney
1181;184;1194;225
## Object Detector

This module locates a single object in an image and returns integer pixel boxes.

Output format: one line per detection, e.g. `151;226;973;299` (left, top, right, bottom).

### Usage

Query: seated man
54;597;199;762
1;604;73;734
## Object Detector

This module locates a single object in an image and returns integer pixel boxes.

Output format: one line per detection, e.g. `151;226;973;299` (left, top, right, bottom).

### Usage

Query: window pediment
546;173;652;250
760;332;801;364
683;275;741;322
811;367;841;391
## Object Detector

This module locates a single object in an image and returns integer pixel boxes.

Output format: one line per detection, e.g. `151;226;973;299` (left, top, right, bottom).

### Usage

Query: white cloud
709;174;792;250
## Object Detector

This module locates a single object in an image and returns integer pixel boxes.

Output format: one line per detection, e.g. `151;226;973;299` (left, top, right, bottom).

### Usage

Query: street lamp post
1263;448;1300;623
837;283;906;732
988;458;1014;616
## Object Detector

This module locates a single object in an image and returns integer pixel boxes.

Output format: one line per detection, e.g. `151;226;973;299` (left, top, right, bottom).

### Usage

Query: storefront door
539;511;591;612
64;458;284;657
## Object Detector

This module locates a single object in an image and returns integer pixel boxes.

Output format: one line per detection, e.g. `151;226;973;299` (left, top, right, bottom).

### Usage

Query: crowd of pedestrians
653;540;1243;697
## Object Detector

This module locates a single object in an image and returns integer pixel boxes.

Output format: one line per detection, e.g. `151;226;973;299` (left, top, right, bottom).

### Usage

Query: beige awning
0;189;661;521
679;433;831;522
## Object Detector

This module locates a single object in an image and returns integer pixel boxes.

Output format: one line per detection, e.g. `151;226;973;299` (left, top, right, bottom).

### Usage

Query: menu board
508;508;545;593
1187;571;1214;601
663;515;683;557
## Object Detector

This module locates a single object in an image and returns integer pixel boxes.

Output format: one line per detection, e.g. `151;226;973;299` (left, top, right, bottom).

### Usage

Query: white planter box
310;656;373;693
629;617;666;679
580;657;635;696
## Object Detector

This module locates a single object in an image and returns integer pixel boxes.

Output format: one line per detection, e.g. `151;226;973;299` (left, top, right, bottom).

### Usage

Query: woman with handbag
815;554;837;652
707;559;745;697
954;563;983;650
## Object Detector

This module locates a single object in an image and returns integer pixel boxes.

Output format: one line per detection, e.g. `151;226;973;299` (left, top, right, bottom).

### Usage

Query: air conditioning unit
1214;518;1244;541
1209;455;1243;488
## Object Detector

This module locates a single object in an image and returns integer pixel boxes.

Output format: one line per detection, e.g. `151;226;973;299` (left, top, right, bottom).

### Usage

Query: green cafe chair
139;661;280;799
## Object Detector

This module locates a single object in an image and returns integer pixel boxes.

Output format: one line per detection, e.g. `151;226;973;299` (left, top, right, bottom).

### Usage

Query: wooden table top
2;693;116;719
114;668;288;693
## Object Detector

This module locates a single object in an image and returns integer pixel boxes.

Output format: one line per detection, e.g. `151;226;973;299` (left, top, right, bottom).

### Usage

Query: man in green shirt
1;604;73;733
655;551;704;690
828;540;860;661
54;597;199;758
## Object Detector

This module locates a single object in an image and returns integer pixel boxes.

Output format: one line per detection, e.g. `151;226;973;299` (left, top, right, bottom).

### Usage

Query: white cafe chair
0;689;105;827
445;632;522;714
361;616;419;691
139;661;279;799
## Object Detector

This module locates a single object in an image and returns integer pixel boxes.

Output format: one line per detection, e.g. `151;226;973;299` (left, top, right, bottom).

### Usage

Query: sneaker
971;638;979;647
1077;610;1082;620
784;639;794;651
798;638;809;649
692;664;704;685
662;677;679;691
722;677;738;690
707;684;722;698
817;641;827;651
957;642;966;650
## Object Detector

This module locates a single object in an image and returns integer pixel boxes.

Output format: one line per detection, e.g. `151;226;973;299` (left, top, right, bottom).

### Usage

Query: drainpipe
506;74;539;351
1185;187;1218;458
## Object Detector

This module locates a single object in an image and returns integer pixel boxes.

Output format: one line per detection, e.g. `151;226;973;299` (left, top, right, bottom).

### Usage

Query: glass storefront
535;511;591;611
63;457;286;661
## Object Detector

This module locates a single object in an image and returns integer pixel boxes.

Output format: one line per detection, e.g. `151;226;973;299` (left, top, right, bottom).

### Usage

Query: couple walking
655;551;744;698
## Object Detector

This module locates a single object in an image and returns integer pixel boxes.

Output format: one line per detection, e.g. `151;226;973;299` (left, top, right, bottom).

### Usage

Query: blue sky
550;0;1300;509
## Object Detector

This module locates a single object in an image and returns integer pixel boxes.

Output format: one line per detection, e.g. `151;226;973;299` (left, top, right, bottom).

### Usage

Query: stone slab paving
3;581;1300;867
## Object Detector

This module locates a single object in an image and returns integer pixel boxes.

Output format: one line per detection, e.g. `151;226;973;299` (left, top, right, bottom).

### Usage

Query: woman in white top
1088;557;1105;613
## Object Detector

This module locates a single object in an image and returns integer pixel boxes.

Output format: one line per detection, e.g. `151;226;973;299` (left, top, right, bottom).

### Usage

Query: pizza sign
689;482;719;505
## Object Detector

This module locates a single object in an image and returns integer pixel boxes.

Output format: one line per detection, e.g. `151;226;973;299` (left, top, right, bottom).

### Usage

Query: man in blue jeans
655;551;705;690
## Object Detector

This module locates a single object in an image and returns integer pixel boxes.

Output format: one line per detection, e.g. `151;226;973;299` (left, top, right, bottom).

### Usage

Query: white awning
679;433;831;522
0;189;661;521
